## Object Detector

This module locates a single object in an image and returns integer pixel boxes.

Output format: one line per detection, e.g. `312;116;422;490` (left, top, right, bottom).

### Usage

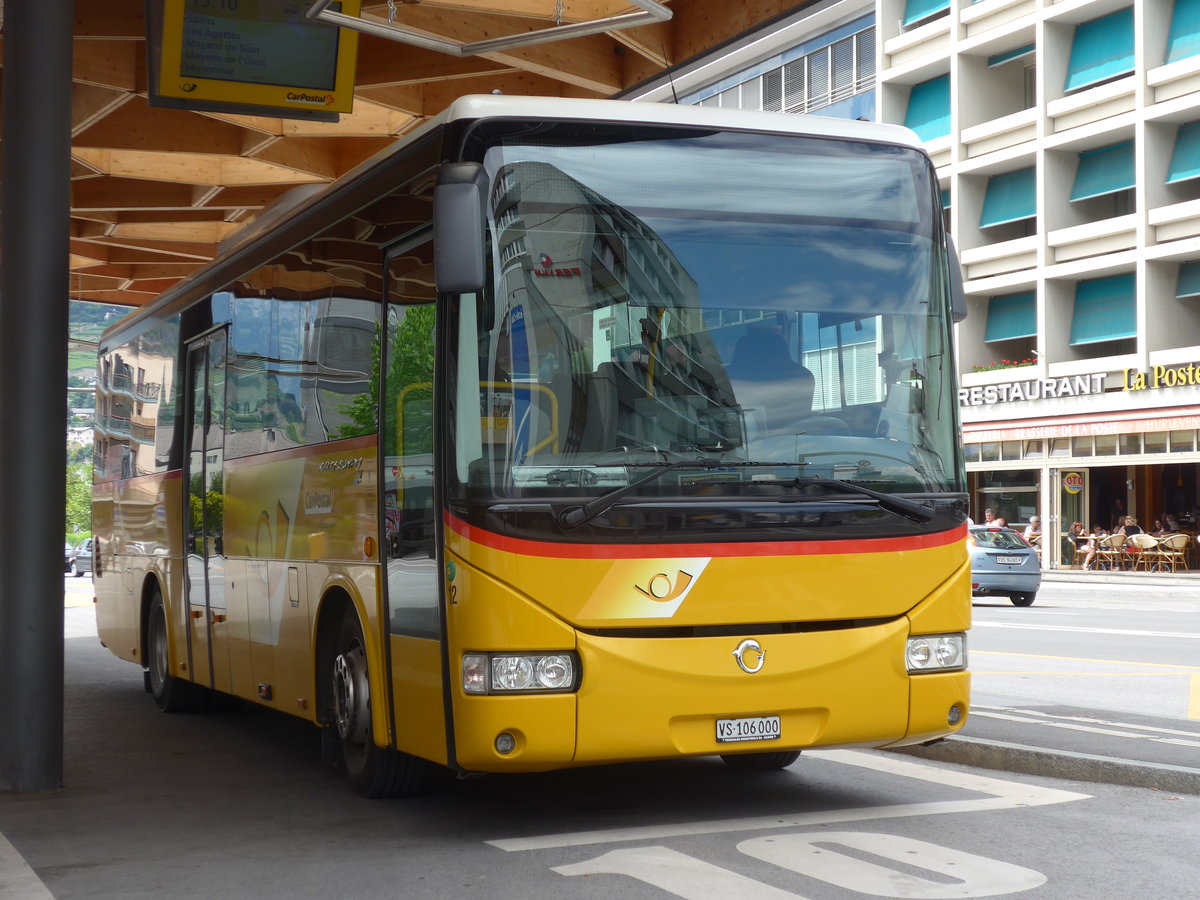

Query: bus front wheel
720;750;801;771
146;591;203;712
329;608;428;798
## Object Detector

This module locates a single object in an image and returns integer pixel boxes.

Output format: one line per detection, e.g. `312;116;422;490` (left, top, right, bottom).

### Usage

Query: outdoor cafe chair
1157;533;1191;572
1126;532;1159;572
1095;533;1128;570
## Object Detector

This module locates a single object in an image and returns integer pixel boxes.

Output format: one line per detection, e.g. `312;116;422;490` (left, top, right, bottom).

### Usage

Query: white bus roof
440;94;923;149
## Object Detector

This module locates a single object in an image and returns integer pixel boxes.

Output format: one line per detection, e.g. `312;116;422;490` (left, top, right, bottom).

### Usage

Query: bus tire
147;590;203;712
1009;592;1036;607
720;750;801;771
330;608;427;798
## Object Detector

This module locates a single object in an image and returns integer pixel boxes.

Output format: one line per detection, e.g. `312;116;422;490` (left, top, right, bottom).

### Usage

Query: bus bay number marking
553;833;1047;899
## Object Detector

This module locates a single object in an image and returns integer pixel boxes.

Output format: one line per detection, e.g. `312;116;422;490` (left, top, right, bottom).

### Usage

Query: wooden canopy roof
58;0;800;307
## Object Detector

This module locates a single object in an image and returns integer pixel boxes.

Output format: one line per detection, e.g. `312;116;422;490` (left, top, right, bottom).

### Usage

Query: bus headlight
906;634;966;673
462;652;579;694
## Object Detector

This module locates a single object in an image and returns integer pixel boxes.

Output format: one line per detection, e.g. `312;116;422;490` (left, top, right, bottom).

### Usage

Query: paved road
2;575;1198;899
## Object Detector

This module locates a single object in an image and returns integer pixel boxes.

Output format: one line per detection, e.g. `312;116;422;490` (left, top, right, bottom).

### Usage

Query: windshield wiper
788;477;935;524
556;460;785;529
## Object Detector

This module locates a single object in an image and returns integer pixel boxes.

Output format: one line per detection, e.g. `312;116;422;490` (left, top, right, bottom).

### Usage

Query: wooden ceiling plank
74;96;251;155
73;39;140;91
111;221;243;244
279;99;415;138
383;7;624;92
73;0;145;40
80;237;218;262
666;0;798;61
252;138;343;180
201;185;294;210
72;85;136;137
355;38;511;87
362;0;637;24
73;177;204;211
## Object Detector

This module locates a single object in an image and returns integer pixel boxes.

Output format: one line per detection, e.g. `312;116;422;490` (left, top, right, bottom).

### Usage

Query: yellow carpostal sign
157;0;360;115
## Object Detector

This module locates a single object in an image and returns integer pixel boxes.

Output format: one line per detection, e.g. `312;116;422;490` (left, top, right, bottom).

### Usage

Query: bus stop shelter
0;0;804;792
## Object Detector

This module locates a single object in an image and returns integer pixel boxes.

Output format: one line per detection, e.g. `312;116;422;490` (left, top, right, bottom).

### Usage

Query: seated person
1116;516;1143;537
726;325;815;437
1023;516;1041;541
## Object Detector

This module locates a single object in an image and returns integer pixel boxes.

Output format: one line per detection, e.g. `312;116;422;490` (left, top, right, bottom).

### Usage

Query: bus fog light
906;634;966;673
495;732;516;755
948;705;964;726
462;653;488;694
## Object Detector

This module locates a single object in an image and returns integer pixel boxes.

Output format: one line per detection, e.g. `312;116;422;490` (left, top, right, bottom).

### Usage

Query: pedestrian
983;507;995;525
1110;497;1127;531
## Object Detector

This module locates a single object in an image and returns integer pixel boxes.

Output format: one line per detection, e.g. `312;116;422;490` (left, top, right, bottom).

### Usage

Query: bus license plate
996;556;1024;565
716;716;781;743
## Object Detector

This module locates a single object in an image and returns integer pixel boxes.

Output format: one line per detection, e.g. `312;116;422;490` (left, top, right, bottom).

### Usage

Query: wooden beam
74;96;250;155
110;221;243;244
73;39;139;91
384;7;625;93
73;0;145;40
73;177;200;211
666;0;800;61
72;85;134;137
355;37;512;87
200;185;294;209
72;147;329;187
279;99;416;138
363;0;637;24
76;237;218;262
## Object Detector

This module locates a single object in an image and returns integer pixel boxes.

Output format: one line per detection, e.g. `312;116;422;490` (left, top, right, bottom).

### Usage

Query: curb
892;736;1200;796
0;833;54;900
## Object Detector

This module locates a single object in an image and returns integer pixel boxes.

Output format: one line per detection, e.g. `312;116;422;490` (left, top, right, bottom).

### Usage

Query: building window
904;74;950;142
1070;274;1136;346
903;0;950;28
979;168;1036;229
1064;8;1135;93
1071;141;1135;202
984;291;1036;343
1167;0;1200;65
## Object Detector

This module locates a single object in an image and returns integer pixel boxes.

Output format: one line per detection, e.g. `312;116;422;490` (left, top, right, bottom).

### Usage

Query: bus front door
183;331;231;693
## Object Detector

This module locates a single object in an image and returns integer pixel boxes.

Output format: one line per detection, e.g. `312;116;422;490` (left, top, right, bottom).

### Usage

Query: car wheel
329;608;429;797
1009;592;1036;607
720;750;801;771
147;590;204;712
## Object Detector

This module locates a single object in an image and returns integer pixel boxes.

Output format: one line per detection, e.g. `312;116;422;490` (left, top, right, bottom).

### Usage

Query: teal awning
1168;121;1200;184
1064;8;1135;92
1168;0;1200;64
1178;261;1200;298
985;292;1036;343
905;75;950;142
903;0;950;26
979;167;1036;227
988;44;1035;67
1070;141;1135;202
1070;274;1136;345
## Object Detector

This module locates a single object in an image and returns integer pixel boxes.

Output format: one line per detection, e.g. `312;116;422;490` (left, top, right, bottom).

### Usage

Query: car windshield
448;124;961;507
972;529;1028;550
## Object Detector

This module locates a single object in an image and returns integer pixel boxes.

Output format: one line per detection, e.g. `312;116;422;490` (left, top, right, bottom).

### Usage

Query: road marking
970;709;1200;747
555;847;800;900
974;649;1200;672
972;621;1200;639
973;705;1200;736
487;750;1089;852
739;831;1047;898
0;833;54;900
1192;674;1200;720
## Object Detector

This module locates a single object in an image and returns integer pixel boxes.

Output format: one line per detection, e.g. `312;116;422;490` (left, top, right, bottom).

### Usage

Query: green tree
65;464;92;534
337;304;436;453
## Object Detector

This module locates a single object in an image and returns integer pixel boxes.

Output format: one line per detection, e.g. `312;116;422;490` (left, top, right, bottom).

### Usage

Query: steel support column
0;0;75;792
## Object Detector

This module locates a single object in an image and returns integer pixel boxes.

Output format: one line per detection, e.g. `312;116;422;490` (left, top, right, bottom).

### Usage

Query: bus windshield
450;125;960;512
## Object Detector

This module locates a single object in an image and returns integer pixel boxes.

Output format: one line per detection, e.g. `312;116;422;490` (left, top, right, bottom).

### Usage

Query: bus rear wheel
146;590;203;712
330;608;428;798
720;750;801;771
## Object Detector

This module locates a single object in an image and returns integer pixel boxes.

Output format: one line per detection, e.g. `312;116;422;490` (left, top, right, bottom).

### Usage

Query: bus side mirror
434;162;490;295
947;235;967;323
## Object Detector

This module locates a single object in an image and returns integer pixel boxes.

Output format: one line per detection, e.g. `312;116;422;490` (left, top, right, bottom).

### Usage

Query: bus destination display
156;0;359;115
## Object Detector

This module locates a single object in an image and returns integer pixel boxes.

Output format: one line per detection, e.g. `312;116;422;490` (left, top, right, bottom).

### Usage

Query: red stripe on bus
445;512;965;559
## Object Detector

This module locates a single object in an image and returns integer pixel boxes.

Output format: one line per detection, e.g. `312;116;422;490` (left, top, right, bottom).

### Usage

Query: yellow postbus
93;95;971;797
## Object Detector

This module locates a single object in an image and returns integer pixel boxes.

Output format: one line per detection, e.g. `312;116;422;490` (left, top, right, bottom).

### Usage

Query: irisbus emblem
732;639;765;674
